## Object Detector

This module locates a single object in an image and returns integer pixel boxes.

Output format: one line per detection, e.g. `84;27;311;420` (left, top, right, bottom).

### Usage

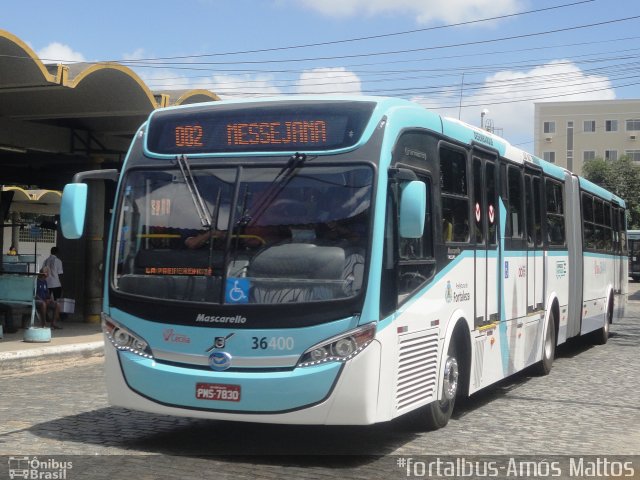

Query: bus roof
143;95;617;198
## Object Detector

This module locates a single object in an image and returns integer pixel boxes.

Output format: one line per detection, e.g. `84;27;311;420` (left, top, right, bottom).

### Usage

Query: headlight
102;313;153;359
297;323;376;367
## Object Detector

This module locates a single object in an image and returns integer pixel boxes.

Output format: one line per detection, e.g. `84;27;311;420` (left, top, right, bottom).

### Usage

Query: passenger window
507;166;524;239
525;175;534;247
440;148;469;243
397;174;435;300
392;131;437;303
546;179;565;246
533;176;543;248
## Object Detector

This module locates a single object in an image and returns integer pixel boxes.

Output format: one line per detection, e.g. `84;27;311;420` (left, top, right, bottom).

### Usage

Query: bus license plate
195;383;241;402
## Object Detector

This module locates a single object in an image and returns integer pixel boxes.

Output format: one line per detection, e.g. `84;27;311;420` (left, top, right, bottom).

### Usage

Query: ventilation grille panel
396;331;439;411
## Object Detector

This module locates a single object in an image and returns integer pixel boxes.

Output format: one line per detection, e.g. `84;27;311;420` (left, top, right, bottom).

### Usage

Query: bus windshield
112;162;372;305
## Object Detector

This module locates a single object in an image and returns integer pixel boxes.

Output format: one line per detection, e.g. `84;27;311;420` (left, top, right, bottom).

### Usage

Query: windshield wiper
248;152;309;226
176;154;212;228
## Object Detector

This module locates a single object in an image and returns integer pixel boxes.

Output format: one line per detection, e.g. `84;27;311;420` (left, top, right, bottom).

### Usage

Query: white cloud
204;74;283;99
139;67;363;99
138;68;194;91
297;0;523;24
37;42;85;64
412;61;616;144
123;48;146;61
296;67;362;95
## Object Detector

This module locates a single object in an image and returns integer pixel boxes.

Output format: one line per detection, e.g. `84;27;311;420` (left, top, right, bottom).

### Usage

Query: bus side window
389;130;437;305
546;179;565;246
440;147;469;243
532;176;543;248
397;174;435;300
507;165;524;240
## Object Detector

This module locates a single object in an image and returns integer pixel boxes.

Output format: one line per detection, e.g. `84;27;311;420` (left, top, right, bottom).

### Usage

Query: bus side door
472;154;499;328
525;168;544;314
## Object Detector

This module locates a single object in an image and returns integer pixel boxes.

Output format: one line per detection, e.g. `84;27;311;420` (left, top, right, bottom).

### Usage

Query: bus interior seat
248;243;363;303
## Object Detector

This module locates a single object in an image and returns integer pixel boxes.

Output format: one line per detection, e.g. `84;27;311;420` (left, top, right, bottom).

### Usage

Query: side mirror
399;180;426;238
60;183;88;239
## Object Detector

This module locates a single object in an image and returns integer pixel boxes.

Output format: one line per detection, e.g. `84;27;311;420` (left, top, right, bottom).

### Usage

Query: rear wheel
592;298;612;345
422;342;459;430
534;310;556;376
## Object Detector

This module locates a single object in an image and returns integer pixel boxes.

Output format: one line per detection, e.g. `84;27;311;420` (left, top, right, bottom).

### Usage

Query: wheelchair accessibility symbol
225;278;250;304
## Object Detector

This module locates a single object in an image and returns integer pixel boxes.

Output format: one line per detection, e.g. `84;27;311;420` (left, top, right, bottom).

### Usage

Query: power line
116;15;640;66
144;52;640;91
120;34;640;77
103;0;596;62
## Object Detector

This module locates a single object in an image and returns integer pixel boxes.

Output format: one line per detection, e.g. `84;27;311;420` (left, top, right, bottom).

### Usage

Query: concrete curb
0;341;105;370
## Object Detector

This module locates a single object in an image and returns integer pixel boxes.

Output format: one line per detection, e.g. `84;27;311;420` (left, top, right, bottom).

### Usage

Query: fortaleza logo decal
196;314;247;324
445;280;470;303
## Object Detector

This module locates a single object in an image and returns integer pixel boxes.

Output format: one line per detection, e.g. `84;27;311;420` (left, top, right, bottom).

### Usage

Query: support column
11;211;19;251
84;178;105;323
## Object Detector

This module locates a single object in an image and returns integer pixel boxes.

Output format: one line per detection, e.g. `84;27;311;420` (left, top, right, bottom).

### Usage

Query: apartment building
534;99;640;176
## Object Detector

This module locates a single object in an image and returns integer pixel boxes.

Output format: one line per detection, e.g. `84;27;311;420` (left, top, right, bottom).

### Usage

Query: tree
583;155;640;229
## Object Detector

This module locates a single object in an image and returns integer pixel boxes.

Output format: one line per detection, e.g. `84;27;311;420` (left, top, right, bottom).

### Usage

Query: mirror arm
72;169;119;183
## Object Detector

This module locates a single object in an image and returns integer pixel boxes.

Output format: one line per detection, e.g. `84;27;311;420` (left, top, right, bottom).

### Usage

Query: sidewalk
0;320;104;371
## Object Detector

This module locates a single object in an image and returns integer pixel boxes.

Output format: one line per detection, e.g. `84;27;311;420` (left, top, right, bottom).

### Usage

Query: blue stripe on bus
538;161;567;181
119;350;342;412
376;249;475;331
109;307;358;358
360;101;444;327
583;251;623;259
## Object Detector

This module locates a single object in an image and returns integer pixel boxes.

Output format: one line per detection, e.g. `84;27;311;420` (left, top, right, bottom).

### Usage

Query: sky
3;0;640;148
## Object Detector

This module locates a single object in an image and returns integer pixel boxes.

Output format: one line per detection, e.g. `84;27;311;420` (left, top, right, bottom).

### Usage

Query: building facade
534;99;640;176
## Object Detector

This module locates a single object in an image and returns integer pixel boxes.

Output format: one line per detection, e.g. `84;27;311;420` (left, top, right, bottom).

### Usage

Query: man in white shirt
43;246;64;300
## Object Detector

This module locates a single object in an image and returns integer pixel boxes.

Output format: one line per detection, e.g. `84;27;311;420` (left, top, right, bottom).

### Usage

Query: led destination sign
146;101;376;154
226;120;327;146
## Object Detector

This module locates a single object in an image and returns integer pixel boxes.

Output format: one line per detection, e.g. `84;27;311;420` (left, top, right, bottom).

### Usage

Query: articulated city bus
628;230;640;281
60;97;627;429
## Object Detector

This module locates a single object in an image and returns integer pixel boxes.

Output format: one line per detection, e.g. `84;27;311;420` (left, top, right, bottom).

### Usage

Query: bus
60;97;628;429
628;230;640;281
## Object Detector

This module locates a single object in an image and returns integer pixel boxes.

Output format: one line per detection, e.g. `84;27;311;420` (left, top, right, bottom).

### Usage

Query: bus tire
422;342;459;430
534;310;556;376
592;298;612;345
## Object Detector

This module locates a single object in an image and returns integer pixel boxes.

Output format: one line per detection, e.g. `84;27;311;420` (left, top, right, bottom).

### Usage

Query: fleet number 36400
251;336;294;350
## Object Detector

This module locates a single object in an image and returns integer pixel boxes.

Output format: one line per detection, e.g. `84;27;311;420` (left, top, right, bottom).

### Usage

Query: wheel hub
443;356;459;400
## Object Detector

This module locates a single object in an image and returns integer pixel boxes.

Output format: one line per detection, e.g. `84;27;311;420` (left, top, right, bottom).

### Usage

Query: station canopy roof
1;186;61;215
0;29;220;184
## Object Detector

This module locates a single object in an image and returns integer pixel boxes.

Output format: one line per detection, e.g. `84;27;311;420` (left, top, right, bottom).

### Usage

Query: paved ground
0;285;638;479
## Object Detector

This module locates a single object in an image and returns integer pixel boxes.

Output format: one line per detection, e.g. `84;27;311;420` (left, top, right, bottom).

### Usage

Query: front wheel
422;343;459;430
534;310;556;376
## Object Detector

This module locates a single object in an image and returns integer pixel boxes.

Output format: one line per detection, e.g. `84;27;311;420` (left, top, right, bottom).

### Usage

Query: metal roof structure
0;29;220;189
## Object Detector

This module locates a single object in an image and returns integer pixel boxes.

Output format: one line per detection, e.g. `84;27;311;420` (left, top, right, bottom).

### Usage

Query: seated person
35;267;61;329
